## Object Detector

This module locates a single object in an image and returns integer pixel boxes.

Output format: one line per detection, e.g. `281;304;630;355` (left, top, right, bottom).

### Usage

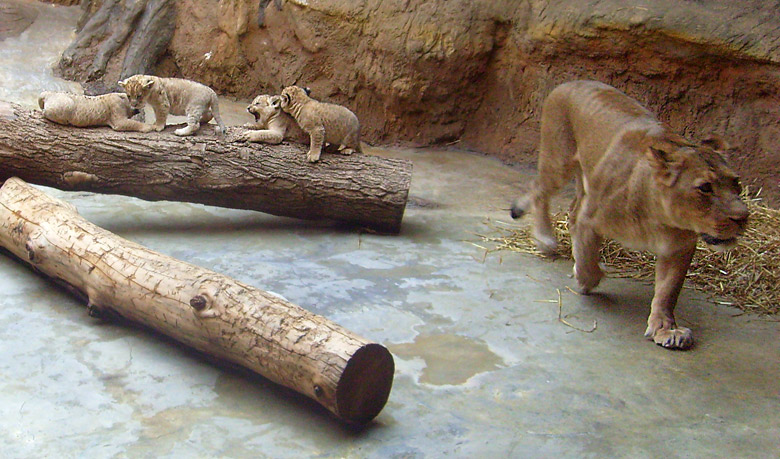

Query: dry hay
477;191;780;316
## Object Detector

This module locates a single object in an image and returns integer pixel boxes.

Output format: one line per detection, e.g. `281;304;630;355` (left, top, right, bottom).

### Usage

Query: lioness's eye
697;182;714;194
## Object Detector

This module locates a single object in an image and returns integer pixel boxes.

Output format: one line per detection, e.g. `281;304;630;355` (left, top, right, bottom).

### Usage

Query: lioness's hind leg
513;97;578;255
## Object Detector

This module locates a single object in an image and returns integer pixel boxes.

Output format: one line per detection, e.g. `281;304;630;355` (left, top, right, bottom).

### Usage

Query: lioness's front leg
571;219;604;294
644;246;696;350
306;126;325;162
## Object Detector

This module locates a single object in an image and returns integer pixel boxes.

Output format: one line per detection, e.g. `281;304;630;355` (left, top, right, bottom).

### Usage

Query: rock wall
56;0;780;205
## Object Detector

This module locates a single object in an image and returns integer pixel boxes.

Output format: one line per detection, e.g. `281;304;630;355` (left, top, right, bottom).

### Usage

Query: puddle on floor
390;334;505;386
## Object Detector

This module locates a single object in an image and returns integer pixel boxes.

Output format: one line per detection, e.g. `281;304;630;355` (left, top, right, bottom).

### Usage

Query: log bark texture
0;177;394;424
0;102;411;233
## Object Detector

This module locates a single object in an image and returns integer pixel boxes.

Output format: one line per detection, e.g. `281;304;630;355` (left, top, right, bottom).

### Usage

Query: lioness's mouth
700;233;737;246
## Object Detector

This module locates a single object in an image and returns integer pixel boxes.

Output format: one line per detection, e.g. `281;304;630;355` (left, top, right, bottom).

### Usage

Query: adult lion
511;80;749;350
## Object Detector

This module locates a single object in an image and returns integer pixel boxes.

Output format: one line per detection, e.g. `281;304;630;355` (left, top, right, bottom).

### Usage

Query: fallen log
0;177;394;424
0;101;411;233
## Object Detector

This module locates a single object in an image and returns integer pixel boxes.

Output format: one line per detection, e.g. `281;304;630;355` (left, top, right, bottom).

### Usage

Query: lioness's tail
210;92;226;136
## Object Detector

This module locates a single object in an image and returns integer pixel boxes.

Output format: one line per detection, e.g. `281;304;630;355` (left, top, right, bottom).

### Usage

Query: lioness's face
246;95;281;126
650;138;749;250
118;76;154;109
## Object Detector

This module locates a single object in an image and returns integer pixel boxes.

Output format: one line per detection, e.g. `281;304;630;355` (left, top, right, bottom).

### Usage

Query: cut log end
336;343;395;424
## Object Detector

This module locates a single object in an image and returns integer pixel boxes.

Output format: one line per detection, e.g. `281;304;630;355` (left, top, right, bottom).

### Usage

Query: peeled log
0;177;394;424
0;102;411;233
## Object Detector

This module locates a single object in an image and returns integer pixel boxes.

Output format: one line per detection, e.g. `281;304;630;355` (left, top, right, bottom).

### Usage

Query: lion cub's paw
338;147;355;156
140;124;156;133
306;150;321;163
644;325;694;350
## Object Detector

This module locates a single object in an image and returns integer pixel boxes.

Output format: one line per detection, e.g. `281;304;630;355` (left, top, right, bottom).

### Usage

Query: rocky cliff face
56;0;780;205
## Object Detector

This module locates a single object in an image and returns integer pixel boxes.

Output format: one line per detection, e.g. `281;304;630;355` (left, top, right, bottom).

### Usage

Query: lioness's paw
644;325;694;350
338;148;355;156
655;328;694;350
307;151;321;163
532;231;558;256
573;264;603;294
140;124;155;133
154;124;165;132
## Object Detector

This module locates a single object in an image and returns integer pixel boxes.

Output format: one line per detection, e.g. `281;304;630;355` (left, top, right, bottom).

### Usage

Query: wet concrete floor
1;1;779;457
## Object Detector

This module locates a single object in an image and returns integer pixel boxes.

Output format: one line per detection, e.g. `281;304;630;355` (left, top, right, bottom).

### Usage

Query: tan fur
118;75;226;136
279;85;362;162
511;80;749;350
239;94;297;144
38;91;153;132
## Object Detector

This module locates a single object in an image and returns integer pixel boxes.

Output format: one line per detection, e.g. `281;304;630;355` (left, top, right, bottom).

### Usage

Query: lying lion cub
279;85;362;163
511;80;748;350
238;94;296;144
38;91;152;132
118;74;226;136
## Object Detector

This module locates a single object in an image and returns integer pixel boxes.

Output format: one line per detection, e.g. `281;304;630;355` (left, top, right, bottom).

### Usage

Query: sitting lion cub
38;91;153;132
511;80;748;350
279;85;362;162
238;94;295;144
118;75;226;136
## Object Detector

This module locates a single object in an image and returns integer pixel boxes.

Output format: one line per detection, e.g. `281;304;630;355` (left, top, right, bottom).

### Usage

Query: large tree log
0;177;394;424
0;102;411;233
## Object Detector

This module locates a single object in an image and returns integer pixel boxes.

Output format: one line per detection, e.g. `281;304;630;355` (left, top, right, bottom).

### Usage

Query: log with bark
0;177;394;424
0;101;411;233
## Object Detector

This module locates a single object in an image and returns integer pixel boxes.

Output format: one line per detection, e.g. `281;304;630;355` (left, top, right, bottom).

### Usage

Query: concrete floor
1;147;779;458
1;2;779;458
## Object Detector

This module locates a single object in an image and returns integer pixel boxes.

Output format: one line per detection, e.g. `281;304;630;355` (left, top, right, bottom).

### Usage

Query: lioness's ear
143;79;155;89
646;140;684;186
701;134;729;151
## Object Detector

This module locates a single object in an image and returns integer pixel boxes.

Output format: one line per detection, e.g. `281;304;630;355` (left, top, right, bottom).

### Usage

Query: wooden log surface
0;101;411;233
0;177;394;424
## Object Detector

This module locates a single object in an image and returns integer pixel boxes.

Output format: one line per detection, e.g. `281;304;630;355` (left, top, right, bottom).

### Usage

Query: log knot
190;295;208;310
190;293;220;318
63;171;99;188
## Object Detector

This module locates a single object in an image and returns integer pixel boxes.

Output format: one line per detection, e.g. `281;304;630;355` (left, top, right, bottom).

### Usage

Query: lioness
38;91;152;132
238;94;296;144
118;75;226;136
511;80;748;350
279;85;362;163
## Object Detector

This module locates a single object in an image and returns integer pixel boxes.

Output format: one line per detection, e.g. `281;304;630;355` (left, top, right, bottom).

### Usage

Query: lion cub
38;91;153;132
511;80;748;350
279;85;362;162
238;94;295;144
118;75;226;136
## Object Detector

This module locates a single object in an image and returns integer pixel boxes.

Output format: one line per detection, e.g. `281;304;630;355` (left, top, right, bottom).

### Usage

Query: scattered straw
555;288;598;333
476;190;780;316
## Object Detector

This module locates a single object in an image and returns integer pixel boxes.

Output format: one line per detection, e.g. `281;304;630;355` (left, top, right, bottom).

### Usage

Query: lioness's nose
730;203;749;224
